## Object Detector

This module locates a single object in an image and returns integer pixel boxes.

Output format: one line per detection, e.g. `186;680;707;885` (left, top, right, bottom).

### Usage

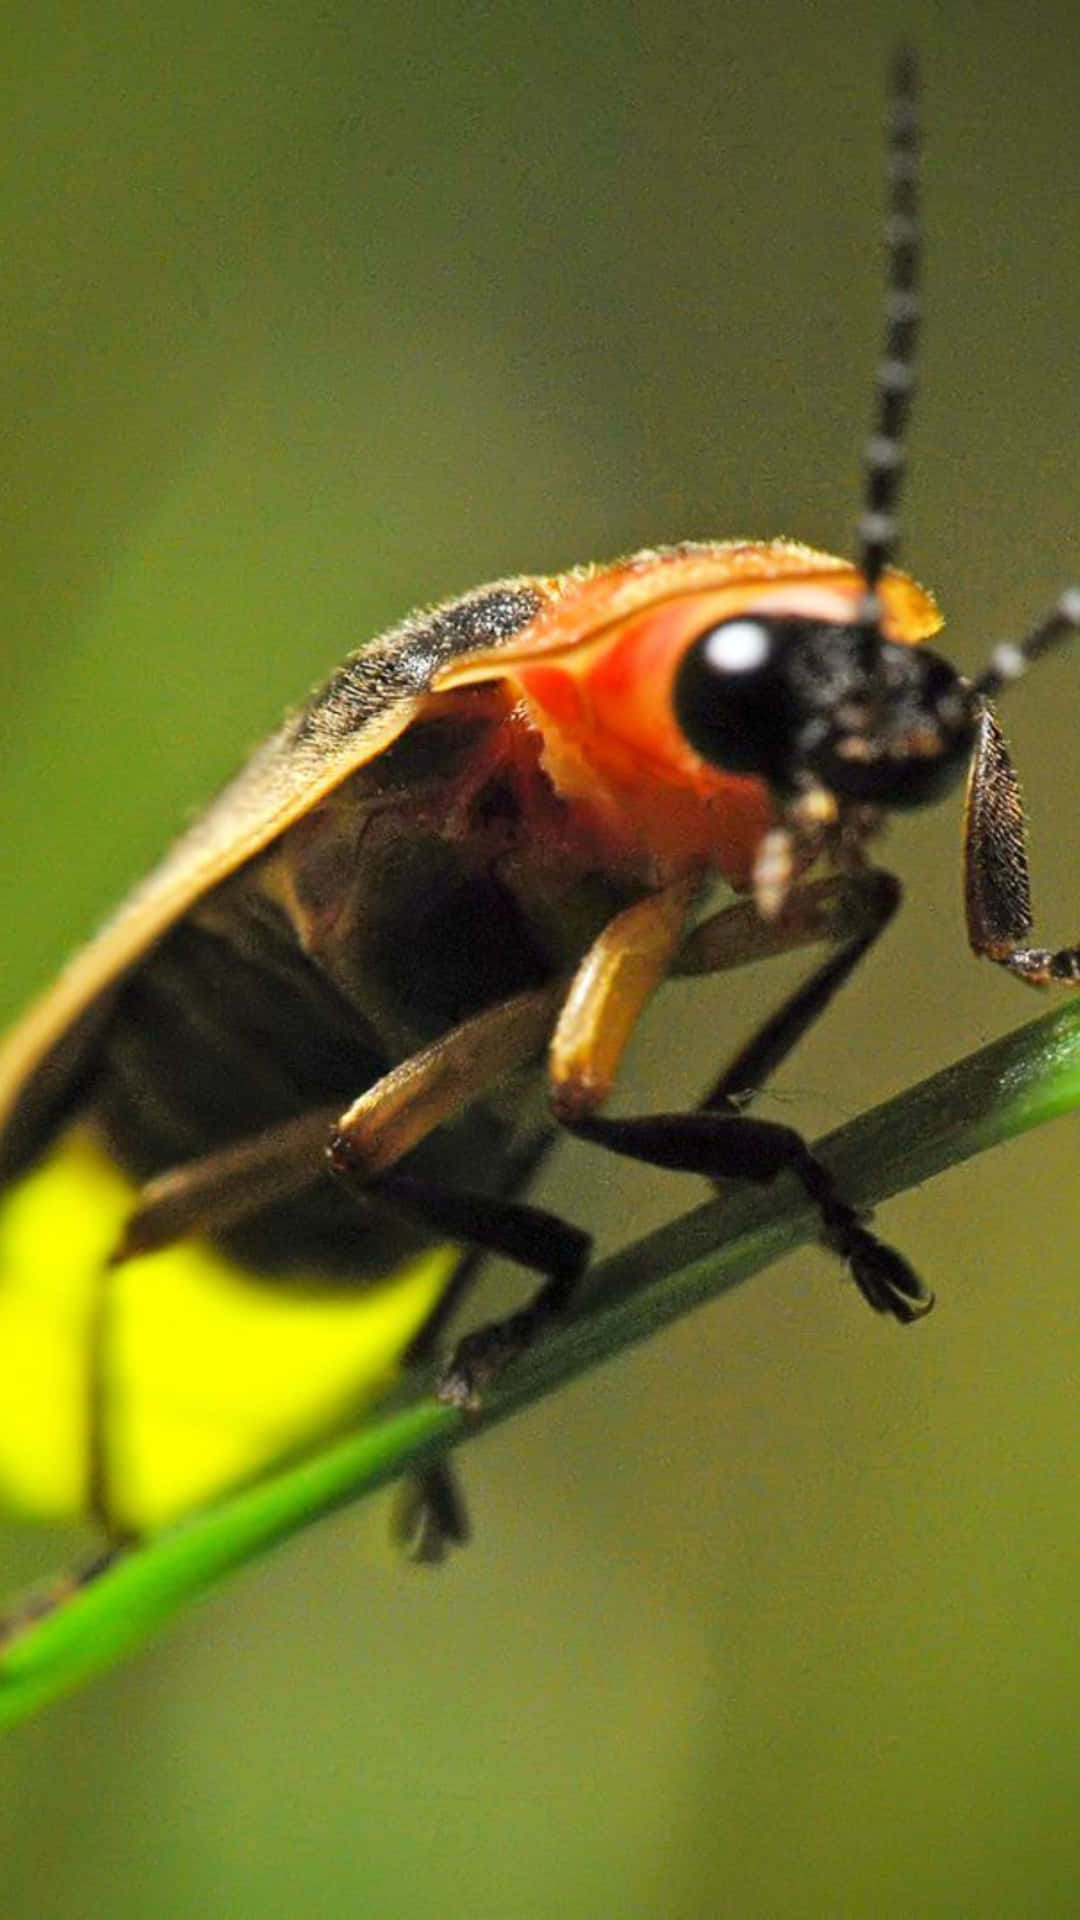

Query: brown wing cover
0;578;549;1176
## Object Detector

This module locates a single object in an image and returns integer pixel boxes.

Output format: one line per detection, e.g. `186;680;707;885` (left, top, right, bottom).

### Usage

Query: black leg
401;1126;559;1364
330;1161;592;1408
703;869;900;1112
390;1459;471;1564
564;1108;930;1322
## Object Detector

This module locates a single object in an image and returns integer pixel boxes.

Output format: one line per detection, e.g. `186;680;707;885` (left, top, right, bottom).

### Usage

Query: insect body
0;50;1076;1554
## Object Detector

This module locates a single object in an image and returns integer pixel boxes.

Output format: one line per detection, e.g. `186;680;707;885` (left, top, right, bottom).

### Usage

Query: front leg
558;862;925;1321
564;1107;929;1322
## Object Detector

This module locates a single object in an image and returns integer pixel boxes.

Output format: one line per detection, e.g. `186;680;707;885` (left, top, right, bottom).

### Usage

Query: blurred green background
2;0;1078;1913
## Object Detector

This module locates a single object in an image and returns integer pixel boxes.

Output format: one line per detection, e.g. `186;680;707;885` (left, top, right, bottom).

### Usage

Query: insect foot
843;1228;933;1324
437;1305;558;1411
789;1140;933;1322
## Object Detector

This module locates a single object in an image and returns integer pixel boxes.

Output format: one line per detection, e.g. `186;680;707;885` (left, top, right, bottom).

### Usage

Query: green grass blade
2;995;1079;1728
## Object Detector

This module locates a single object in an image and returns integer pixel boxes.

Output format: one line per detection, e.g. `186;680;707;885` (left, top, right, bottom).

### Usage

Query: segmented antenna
856;45;921;630
973;588;1080;701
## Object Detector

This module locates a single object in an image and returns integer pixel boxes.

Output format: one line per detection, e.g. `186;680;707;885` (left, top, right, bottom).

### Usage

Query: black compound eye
673;616;792;777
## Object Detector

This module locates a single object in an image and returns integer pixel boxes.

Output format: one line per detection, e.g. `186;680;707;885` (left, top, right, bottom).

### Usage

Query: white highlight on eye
703;620;771;676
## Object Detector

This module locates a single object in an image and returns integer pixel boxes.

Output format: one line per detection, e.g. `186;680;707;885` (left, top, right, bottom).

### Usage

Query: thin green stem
2;996;1079;1729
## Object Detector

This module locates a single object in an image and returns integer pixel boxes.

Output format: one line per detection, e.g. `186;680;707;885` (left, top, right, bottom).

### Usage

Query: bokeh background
2;1;1078;1913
